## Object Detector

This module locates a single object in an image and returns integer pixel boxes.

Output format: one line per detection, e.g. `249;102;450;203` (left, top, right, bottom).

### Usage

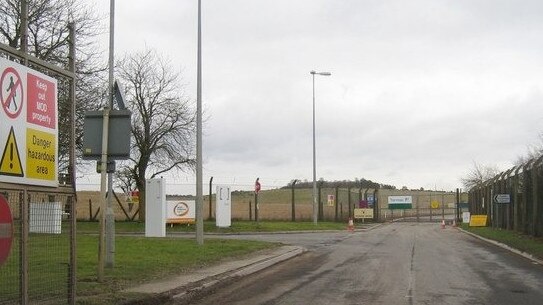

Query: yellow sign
469;215;488;227
431;200;440;209
0;127;23;177
327;194;335;206
354;208;374;219
26;128;56;181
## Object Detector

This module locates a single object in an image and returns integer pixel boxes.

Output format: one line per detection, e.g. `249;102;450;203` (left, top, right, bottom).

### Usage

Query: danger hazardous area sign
0;58;58;187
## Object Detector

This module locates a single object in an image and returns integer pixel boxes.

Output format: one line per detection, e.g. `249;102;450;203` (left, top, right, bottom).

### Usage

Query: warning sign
0;57;58;187
26;73;56;129
1;67;24;119
0;127;23;177
26;128;56;180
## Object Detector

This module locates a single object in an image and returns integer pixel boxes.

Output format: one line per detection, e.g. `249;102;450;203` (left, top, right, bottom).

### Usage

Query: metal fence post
209;177;213;220
416;195;419;223
21;190;28;305
254;193;259;223
532;160;540;236
249;200;252;221
441;193;445;220
69;195;76;305
291;180;297;222
334;186;339;222
348;186;352;218
318;181;323;221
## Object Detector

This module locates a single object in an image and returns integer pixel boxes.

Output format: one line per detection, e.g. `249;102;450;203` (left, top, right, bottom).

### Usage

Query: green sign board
388;196;412;210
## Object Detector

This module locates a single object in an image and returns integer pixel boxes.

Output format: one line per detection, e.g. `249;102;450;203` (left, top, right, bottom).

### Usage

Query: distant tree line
282;178;396;190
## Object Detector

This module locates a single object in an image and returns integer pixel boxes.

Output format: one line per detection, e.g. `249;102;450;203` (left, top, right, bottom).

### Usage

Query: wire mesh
0;188;74;305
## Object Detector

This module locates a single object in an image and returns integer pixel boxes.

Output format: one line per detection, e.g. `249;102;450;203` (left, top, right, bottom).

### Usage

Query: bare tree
0;0;106;174
515;133;543;166
461;162;500;191
115;49;196;220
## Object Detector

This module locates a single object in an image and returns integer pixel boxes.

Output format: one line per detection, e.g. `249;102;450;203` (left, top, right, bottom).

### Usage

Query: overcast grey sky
84;0;543;192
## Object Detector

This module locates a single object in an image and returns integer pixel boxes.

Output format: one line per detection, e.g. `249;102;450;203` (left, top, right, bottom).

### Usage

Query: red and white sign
26;73;56;129
0;195;13;266
255;179;261;194
0;67;24;119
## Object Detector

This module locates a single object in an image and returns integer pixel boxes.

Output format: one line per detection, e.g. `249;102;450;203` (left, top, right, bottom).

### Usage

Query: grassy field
77;236;277;304
0;232;277;305
1;220;349;304
76;220;349;233
461;224;543;260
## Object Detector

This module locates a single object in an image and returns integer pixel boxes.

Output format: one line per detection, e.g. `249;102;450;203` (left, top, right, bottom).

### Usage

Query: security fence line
468;157;543;237
83;185;466;224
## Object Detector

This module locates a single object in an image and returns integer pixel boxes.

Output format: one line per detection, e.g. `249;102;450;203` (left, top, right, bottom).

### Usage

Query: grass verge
77;220;351;234
77;236;277;304
460;224;543;260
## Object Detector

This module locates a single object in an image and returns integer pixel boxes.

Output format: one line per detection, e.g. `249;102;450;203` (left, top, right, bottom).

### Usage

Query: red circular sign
0;195;13;266
0;67;24;119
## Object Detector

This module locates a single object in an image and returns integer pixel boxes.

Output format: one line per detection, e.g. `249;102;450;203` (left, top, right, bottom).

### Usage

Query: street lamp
310;70;331;225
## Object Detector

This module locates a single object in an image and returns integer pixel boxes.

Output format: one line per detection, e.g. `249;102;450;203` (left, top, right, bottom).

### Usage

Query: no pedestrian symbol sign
1;67;23;119
0;58;58;187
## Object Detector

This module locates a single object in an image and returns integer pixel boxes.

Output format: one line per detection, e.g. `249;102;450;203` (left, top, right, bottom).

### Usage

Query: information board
388;196;412;210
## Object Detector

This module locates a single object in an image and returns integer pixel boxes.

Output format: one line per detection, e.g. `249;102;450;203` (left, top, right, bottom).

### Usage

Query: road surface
171;223;543;305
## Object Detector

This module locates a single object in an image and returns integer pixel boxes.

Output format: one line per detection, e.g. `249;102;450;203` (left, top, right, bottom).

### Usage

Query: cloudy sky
83;0;543;192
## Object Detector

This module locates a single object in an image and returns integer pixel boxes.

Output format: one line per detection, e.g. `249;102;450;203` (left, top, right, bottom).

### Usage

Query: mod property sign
0;58;57;186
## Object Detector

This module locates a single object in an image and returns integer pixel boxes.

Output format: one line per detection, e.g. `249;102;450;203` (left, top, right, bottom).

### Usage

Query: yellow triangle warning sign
0;127;24;177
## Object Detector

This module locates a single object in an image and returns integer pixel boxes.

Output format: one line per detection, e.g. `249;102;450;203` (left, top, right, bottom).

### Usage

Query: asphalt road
172;223;543;305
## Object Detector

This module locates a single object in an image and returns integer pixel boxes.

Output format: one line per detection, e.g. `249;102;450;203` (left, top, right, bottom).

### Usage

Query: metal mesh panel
0;188;74;305
0;190;22;305
27;192;72;304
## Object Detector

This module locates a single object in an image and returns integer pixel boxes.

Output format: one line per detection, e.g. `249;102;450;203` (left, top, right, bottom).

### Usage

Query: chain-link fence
0;186;75;305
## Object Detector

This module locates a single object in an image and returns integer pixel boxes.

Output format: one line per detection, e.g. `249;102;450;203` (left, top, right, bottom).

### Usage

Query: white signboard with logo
216;185;231;227
462;212;471;224
166;200;195;224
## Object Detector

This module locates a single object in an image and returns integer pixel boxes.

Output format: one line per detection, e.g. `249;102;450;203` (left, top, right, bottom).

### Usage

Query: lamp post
310;70;331;225
196;0;204;245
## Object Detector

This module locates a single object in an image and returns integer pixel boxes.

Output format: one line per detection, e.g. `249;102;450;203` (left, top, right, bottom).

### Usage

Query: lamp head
310;70;331;76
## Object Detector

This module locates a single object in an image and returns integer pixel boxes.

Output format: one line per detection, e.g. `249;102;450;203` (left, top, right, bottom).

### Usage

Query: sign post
254;178;260;223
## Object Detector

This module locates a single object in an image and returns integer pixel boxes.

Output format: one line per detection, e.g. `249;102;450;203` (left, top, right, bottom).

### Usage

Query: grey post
195;0;204;245
106;0;116;269
291;179;297;221
209;176;213;220
310;70;331;225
